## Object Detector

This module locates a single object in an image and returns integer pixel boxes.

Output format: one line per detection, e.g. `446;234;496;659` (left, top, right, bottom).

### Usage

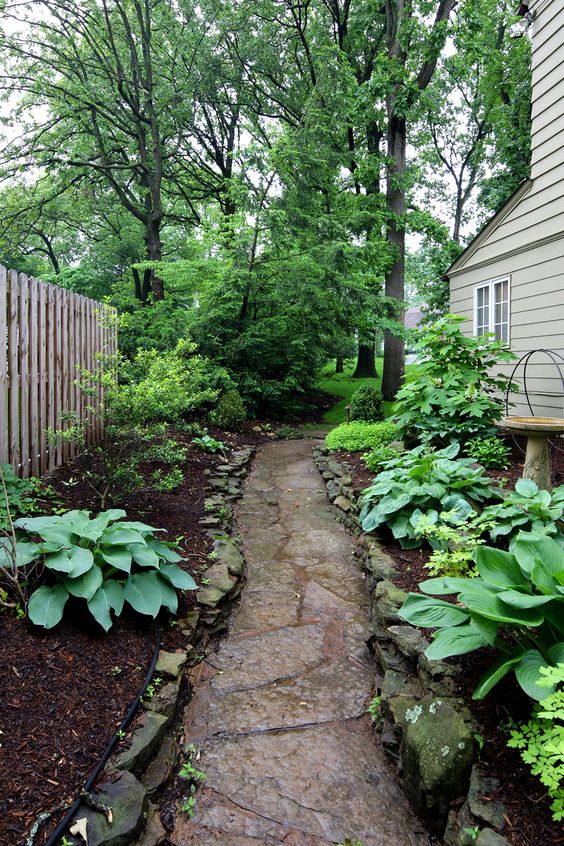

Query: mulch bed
338;433;564;846
0;421;271;846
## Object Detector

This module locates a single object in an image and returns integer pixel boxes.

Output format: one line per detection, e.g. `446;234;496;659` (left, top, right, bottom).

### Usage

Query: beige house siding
447;0;564;419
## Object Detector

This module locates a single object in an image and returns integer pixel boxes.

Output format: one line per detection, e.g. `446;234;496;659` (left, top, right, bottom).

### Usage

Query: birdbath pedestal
502;416;564;491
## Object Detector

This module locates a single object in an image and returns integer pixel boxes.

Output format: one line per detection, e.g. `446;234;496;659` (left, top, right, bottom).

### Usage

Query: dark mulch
0;421;270;846
335;435;564;846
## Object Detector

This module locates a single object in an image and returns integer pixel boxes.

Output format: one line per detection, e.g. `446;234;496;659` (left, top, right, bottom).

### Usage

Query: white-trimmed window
474;277;510;342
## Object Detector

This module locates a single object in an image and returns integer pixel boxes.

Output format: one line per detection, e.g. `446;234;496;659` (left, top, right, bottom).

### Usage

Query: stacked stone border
65;446;256;846
313;444;511;846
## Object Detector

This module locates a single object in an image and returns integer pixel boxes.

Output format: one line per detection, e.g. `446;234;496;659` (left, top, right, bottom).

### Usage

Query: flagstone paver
171;440;429;846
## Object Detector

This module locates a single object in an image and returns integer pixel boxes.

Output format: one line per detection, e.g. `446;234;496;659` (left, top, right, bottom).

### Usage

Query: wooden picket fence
0;265;118;477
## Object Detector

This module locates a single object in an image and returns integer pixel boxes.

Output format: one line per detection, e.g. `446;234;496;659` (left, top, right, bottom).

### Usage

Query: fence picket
0;267;7;465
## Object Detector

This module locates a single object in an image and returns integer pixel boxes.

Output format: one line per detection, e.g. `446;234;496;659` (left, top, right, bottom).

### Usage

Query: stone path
171;440;429;846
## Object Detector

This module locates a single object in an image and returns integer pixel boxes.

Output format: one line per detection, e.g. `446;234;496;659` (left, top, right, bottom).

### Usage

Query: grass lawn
316;357;413;425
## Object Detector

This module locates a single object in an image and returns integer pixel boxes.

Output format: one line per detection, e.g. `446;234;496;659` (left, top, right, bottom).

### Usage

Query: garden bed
0;422;270;846
332;435;564;846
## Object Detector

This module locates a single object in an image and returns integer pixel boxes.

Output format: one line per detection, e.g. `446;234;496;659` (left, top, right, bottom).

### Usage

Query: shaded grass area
316;358;394;425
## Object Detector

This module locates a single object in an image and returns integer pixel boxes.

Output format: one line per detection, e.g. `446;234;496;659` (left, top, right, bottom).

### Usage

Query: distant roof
404;306;425;330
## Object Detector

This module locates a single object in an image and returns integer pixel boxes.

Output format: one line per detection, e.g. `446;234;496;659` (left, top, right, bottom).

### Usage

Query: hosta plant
400;532;564;700
507;663;564;821
477;479;564;544
12;509;197;630
359;443;499;549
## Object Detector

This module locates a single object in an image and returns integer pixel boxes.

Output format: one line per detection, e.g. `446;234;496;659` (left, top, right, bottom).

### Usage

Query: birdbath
502;416;564;491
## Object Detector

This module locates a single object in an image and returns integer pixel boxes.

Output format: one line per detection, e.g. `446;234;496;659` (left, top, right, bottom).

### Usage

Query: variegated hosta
400;531;564;701
5;509;196;630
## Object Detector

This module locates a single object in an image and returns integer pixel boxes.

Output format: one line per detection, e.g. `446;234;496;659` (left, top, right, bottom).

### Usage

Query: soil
0;420;271;846
336;434;564;846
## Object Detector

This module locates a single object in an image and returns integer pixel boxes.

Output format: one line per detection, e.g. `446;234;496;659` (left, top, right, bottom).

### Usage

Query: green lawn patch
317;358;414;425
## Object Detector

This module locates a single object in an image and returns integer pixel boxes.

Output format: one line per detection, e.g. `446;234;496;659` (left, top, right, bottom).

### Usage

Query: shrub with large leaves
477;479;564;544
359;443;499;548
12;509;197;630
400;532;564;700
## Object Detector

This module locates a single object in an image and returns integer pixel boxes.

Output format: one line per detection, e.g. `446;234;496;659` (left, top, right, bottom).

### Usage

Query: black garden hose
41;626;163;846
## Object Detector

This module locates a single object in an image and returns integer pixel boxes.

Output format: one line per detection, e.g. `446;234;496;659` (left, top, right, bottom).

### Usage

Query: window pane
476;286;489;335
492;279;509;341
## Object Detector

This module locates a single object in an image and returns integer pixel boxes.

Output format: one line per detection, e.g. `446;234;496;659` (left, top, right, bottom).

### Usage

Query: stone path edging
313;444;512;846
64;446;257;846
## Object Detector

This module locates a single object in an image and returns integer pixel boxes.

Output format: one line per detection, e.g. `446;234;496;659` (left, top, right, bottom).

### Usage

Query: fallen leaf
70;817;88;843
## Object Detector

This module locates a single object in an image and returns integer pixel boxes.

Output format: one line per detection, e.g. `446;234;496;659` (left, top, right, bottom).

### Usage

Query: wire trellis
504;349;564;454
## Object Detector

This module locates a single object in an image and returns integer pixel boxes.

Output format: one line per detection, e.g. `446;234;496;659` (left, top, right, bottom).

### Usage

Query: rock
73;770;147;846
373;581;408;626
388;625;428;659
467;766;505;830
204;563;235;595
401;697;475;833
197;586;227;608
476;831;512;846
178;610;199;638
116;712;169;776
141;737;179;797
132;803;166;846
322;470;335;480
371;639;412;674
199;516;221;529
380;670;423;722
326;480;340;501
418;653;461;697
144;681;180;724
327;458;344;477
368;546;399;581
155;650;187;679
213;540;245;576
333;495;352;512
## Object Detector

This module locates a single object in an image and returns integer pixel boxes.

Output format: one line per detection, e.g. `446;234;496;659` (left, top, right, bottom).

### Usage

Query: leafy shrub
0;464;58;527
139;439;187;465
210;390;246;431
362;445;401;473
192;433;226;454
111;339;219;427
12;509;196;630
325;421;397;453
276;426;305;440
400;531;564;700
507;663;564;821
150;467;184;492
392;315;516;446
465;436;511;469
359;443;498;549
476;479;564;544
350;385;384;422
415;513;486;578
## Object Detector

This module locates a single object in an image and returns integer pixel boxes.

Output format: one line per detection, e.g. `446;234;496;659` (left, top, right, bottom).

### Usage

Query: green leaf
101;527;145;546
145;536;183;562
419;576;476;595
511;532;564;576
378;491;413;515
474;547;528;589
472;652;524;700
158;576;178;613
515;479;539;497
64;564;103;600
362;507;386;533
399;593;470;628
548;643;564;664
127;543;160;568
87;581;125;631
457;584;545;626
496;589;556;609
82;509;127;540
101;547;132;573
515;650;554;701
124;571;163;618
159;562;197;590
425;623;490;660
28;584;69;629
15;515;75;546
45;546;94;578
0;539;39;569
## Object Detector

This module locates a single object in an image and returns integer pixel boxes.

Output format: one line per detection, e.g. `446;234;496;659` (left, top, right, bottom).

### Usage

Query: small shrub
507;663;564;822
359;443;498;548
0;464;58;527
465;437;511;469
362;445;401;473
192;432;226;454
12;509;197;630
416;514;487;578
477;479;564;544
350;385;384;422
276;425;304;439
325;421;397;453
210;390;246;431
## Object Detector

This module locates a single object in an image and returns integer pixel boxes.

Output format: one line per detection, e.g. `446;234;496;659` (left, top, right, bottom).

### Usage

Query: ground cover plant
362;444;402;473
477;479;564;544
359;443;499;548
400;532;564;700
466;436;511;469
392;315;516;446
325;421;397;453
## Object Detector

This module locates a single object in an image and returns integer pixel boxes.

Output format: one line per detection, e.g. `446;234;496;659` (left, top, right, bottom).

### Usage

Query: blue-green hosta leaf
362;507;386;533
469;614;499;646
472;652;525;700
101;527;146;546
511;532;564;576
127;543;160;568
399;593;470;628
101;547;132;573
419;575;478;595
81;509;127;540
64;564;103;600
159;562;197;590
28;584;69;629
441;495;475;521
474;547;528;589
0;539;39;569
45;546;94;578
515;478;539;498
124;571;163;618
515;650;555;701
497;589;557;608
425;623;490;661
378;491;414;515
530;562;558;593
390;512;412;539
145;536;183;563
548;643;564;665
87;580;125;631
158;576;178;614
14;516;75;546
457;584;545;626
117;520;164;534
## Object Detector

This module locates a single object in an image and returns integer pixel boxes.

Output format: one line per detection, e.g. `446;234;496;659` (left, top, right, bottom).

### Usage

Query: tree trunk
352;343;377;378
382;109;406;400
146;216;164;300
335;354;344;373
